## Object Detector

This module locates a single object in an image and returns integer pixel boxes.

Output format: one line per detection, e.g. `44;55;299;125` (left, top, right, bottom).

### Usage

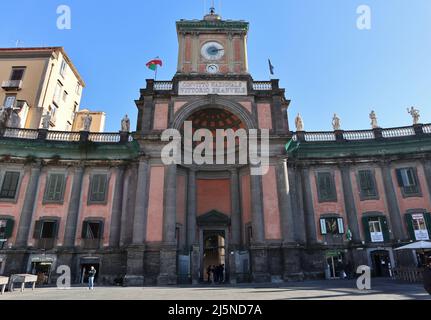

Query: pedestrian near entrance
88;266;96;290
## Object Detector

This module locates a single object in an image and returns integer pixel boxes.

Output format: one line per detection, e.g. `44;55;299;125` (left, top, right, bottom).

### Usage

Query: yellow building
72;109;106;132
0;47;85;131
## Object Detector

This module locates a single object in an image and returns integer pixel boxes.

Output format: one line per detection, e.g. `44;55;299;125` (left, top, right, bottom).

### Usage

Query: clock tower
176;7;249;75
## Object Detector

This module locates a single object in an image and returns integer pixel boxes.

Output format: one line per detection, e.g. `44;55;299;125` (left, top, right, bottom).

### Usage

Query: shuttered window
44;174;66;202
317;172;337;202
363;216;390;243
320;217;344;235
0;172;20;199
405;213;431;241
81;221;103;239
396;168;420;195
33;220;59;239
89;174;108;203
0;219;14;239
358;170;378;199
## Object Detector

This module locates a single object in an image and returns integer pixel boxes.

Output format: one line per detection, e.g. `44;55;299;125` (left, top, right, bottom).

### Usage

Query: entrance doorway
31;261;52;285
80;263;100;284
203;230;226;283
371;250;391;277
325;251;345;279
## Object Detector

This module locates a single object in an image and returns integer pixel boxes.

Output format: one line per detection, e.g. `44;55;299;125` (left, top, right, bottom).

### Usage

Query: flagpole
155;65;158;81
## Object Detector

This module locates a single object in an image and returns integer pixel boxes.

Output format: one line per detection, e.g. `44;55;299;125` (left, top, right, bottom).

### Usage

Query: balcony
1;80;23;91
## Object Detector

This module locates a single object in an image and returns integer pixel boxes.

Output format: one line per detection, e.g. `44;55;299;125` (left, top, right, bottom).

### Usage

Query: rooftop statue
407;106;420;125
370;110;379;129
295;113;304;131
332;113;341;131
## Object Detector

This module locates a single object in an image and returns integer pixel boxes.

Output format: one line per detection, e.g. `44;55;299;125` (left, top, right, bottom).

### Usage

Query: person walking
207;265;212;284
88;266;97;290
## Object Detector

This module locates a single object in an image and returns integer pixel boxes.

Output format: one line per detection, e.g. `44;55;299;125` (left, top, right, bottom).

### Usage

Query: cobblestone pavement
1;279;430;300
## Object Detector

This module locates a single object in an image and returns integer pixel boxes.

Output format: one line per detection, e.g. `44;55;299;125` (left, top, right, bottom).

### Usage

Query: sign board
178;81;248;96
371;232;384;243
412;214;430;240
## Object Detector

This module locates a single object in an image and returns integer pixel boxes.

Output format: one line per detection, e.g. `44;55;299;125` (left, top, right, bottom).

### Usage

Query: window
0;219;14;240
53;82;63;105
358;170;378;199
363;216;389;243
317;172;337;202
396;168;420;196
60;60;67;77
62;90;68;103
81;221;103;239
10;67;25;81
89;174;108;203
406;213;431;241
320;217;344;235
44;174;66;202
75;83;81;95
3;95;16;108
33;220;59;239
0;172;20;199
368;218;383;242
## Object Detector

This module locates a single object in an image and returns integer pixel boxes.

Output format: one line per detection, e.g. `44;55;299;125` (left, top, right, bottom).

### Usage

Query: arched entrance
203;230;226;283
197;210;231;283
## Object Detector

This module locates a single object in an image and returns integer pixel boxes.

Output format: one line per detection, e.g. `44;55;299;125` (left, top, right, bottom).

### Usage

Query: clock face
201;42;225;61
206;64;219;74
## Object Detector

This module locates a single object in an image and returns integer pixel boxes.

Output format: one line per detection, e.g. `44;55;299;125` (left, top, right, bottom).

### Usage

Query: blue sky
1;0;430;132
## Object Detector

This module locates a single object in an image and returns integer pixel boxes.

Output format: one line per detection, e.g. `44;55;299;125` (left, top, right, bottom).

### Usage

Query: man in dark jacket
88;266;97;290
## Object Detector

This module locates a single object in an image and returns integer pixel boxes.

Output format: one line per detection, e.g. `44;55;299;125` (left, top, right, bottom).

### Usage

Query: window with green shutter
396;168;421;196
89;174;108;203
358;170;378;199
33;220;59;239
0;219;14;239
0;172;20;199
81;221;103;239
44;174;66;202
406;213;430;241
317;172;337;202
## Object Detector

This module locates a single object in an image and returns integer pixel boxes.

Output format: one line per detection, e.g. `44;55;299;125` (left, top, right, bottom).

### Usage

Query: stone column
250;171;265;244
63;165;85;248
191;33;198;73
125;159;148;286
290;166;307;244
380;161;406;241
249;167;269;282
340;164;361;243
109;166;126;247
300;167;318;244
158;164;178;285
186;169;197;248
132;159;149;245
16;163;41;248
230;168;241;246
422;160;431;201
227;33;234;73
275;159;295;244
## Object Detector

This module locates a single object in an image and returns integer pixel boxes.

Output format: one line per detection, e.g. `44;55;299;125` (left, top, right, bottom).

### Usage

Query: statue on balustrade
121;114;130;132
6;109;21;128
0;107;9;129
407;107;420;125
295;113;304;132
370;110;379;129
41;112;51;130
82;113;93;131
332;113;341;131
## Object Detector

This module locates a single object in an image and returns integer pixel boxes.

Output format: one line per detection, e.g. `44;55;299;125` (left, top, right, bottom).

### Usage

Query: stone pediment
197;210;231;226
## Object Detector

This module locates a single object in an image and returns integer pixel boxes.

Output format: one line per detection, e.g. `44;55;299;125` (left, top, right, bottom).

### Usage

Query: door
371;251;390;277
202;230;226;283
80;263;100;283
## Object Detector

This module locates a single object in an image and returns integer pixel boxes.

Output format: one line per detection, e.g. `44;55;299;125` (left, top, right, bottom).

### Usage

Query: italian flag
146;58;163;71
